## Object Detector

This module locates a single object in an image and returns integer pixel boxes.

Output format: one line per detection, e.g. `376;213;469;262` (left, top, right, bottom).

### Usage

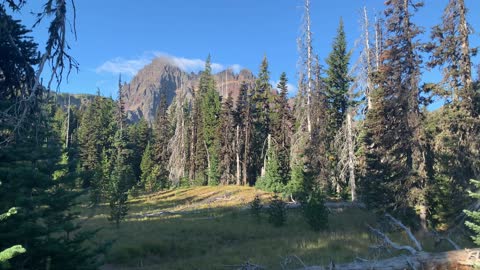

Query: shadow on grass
86;204;386;270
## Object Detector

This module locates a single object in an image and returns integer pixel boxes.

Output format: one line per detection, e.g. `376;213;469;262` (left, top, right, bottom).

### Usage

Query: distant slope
53;92;97;111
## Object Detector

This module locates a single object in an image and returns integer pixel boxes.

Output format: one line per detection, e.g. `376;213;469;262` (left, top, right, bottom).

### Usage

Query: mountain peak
122;57;255;123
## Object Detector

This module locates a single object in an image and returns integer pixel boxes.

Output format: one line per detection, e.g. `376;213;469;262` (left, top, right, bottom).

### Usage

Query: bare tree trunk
204;139;210;181
305;0;313;136
65;94;70;149
346;110;356;201
363;7;373;111
299;248;480;270
243;115;250;186
458;0;472;102
374;16;381;70
261;134;271;179
236;125;241;185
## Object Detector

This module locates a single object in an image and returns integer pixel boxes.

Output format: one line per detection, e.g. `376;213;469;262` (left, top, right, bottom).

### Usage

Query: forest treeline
1;0;480;269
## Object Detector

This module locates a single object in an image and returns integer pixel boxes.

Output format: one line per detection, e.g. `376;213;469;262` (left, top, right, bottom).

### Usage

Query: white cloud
96;52;242;77
95;57;150;76
229;64;243;73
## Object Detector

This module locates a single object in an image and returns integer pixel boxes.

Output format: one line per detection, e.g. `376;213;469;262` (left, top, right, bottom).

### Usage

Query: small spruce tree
249;195;263;221
256;139;284;193
303;189;329;231
464;179;480;245
267;194;287;227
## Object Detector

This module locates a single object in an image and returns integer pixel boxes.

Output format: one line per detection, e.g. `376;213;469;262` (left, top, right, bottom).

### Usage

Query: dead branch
385;213;423;252
367;224;418;255
432;230;461;250
224;261;266;270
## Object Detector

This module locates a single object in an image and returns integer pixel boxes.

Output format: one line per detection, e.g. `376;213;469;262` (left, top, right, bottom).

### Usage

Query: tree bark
304;0;313;135
235;125;241;185
363;6;373;111
346;111;356;201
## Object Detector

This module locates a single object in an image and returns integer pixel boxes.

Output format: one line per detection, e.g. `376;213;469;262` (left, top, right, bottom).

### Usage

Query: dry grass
77;186;472;270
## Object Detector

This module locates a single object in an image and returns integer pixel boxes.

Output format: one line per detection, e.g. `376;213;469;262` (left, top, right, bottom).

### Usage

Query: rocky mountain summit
121;57;255;123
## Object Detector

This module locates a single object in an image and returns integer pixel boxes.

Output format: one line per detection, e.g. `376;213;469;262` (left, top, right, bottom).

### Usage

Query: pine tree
427;0;475;107
200;56;221;185
236;82;253;186
107;84;133;227
326;18;352;136
325;18;352;194
271;72;293;184
251;56;272;184
0;4;101;269
0;104;101;269
78;92;116;191
361;0;428;225
256;135;284;193
152;88;171;188
0;206;25;267
464;179;480;245
284;163;306;201
425;0;480;230
128;118;151;183
219;94;236;184
140;142;157;192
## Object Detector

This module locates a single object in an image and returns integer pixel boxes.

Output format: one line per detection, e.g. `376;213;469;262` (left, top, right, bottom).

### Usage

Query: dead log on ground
299;248;480;270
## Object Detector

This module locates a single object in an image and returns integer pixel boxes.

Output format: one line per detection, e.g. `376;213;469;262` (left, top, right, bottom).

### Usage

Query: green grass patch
77;186;472;270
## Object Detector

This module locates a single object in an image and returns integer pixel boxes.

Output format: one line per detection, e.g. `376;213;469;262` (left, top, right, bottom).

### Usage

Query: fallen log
299;248;480;270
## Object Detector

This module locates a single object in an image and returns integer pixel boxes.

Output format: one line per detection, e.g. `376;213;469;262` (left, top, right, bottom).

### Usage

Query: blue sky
9;0;480;98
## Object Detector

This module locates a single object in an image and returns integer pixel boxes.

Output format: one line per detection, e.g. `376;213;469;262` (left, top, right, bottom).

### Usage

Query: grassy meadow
77;186;470;270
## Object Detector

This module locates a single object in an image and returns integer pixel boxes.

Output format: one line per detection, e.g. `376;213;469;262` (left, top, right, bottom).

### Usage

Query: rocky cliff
121;57;255;123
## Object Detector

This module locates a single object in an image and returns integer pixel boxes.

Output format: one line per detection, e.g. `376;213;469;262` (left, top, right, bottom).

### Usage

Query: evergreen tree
0;205;25;267
326;18;352;136
256;136;284;193
284;163;306;201
107;84;133;227
200;56;221;185
427;0;475;107
465;179;480;245
128;118;151;183
140;142;157;192
425;0;480;230
267;194;287;227
361;0;429;225
236;82;253;186
271;72;293;184
152;89;171;188
0;4;101;269
251;56;272;184
303;189;329;231
219;95;236;184
325;18;352;194
77;92;116;191
0;104;101;269
107;152;131;228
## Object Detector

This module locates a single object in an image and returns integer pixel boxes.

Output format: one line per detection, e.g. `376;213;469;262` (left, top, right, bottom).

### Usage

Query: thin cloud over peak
96;52;242;76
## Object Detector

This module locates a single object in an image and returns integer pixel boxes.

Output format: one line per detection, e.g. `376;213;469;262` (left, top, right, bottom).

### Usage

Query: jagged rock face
122;57;255;123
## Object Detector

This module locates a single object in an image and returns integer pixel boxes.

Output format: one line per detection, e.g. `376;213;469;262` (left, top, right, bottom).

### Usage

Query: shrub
268;194;287;227
303;190;329;231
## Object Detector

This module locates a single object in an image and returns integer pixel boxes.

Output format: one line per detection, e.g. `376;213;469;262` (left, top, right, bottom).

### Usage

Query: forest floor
78;186;471;270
